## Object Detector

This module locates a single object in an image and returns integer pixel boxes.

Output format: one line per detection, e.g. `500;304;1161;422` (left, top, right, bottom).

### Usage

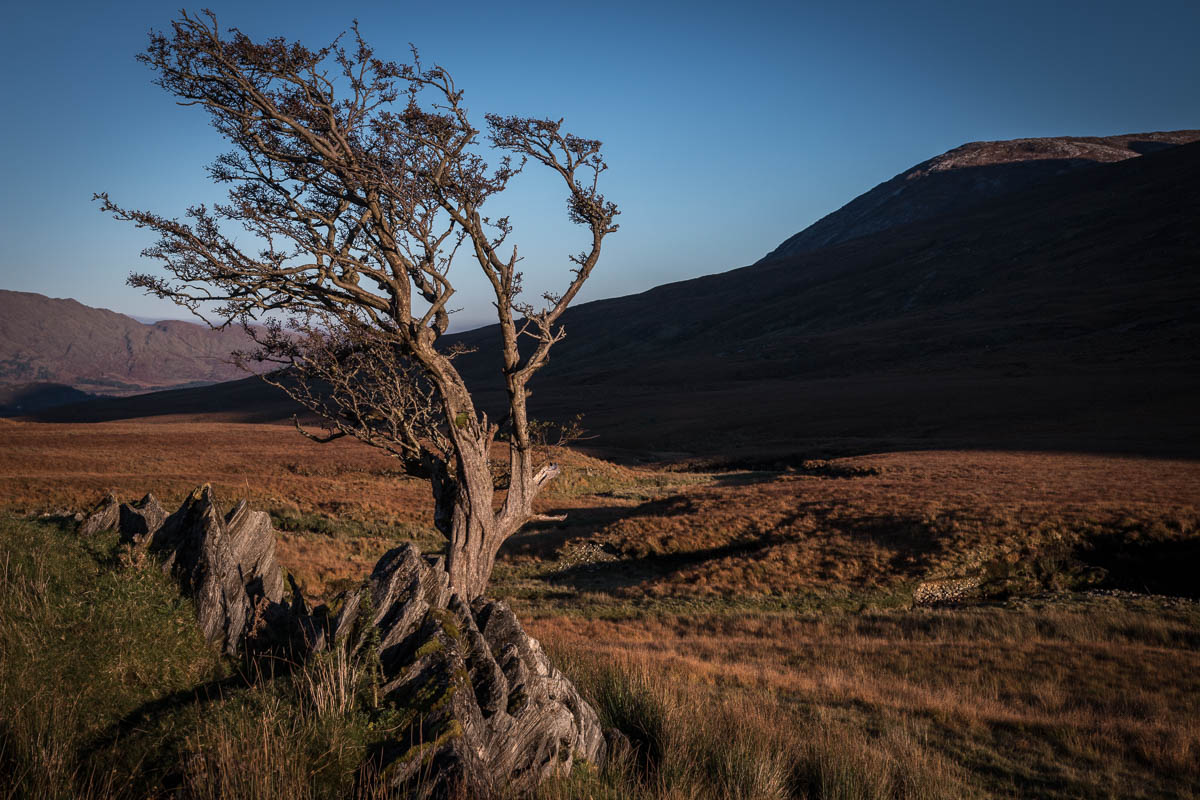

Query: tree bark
432;425;559;600
445;498;495;601
441;457;499;601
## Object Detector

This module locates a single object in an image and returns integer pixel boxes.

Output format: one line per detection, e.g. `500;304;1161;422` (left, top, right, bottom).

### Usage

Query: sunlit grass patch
0;515;226;798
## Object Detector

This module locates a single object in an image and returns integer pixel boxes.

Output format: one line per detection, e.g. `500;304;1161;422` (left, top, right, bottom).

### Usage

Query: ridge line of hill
21;134;1200;459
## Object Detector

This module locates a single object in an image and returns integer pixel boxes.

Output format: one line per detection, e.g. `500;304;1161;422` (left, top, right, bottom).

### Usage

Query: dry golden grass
0;419;426;521
4;419;1199;797
0;420;660;599
273;533;397;598
0;419;651;515
536;602;1200;799
559;451;1200;600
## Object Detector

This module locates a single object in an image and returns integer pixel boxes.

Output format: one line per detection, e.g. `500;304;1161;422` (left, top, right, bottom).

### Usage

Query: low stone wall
912;575;986;607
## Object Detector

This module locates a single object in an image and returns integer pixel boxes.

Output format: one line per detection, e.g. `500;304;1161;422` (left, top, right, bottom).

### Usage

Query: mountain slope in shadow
761;130;1200;261
36;136;1200;459
449;136;1200;457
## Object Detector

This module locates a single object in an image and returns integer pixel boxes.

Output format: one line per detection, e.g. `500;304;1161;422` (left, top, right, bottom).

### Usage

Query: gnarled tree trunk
433;414;558;600
107;13;617;603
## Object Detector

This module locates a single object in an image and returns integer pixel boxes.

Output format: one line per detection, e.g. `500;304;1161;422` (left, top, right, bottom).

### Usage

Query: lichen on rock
325;543;606;798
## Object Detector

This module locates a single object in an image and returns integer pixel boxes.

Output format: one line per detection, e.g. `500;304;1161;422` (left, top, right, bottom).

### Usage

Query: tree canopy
100;11;618;598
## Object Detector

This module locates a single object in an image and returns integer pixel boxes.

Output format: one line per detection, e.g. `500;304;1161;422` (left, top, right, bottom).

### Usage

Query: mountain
761;130;1200;261
452;134;1200;457
0;290;262;404
35;134;1200;459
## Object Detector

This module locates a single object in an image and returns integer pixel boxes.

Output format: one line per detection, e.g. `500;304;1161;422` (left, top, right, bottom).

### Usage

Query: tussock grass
533;604;1200;799
179;700;325;800
540;651;962;800
172;681;379;800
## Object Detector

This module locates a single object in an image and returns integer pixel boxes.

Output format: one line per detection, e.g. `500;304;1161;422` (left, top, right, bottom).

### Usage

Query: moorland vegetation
3;9;1198;798
2;420;1198;798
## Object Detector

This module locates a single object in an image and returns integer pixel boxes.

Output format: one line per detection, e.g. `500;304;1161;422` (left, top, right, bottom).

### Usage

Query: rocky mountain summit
761;129;1200;260
80;488;605;797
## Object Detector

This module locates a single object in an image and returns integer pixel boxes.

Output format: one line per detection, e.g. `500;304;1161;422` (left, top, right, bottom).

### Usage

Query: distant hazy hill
761;130;1200;261
0;291;260;403
39;135;1200;458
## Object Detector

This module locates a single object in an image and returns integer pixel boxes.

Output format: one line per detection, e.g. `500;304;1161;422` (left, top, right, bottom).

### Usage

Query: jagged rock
79;492;121;536
328;544;605;798
220;498;287;603
76;488;602;795
78;492;167;544
148;485;287;655
77;487;289;655
118;493;167;544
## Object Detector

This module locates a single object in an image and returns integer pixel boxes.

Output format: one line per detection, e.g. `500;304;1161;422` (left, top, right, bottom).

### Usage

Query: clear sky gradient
2;0;1197;328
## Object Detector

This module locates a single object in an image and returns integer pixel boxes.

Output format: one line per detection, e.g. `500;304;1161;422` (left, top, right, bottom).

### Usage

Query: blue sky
2;0;1197;328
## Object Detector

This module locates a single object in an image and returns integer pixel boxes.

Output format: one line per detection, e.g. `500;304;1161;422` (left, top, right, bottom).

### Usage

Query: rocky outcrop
80;492;122;536
912;575;985;607
325;544;606;798
119;493;167;544
150;486;287;654
79;486;287;655
78;489;607;797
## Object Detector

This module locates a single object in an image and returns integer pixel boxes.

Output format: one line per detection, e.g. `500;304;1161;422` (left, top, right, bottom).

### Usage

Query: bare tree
98;11;618;599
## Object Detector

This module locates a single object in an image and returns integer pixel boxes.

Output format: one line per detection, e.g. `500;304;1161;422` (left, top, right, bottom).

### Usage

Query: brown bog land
2;418;1198;797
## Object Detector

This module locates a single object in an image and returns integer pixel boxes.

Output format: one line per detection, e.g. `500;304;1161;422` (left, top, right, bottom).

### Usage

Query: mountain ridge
0;289;263;401
27;134;1200;458
761;129;1200;261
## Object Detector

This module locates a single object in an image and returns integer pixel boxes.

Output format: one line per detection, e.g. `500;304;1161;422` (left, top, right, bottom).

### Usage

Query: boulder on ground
328;544;606;798
77;489;605;796
79;486;288;656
